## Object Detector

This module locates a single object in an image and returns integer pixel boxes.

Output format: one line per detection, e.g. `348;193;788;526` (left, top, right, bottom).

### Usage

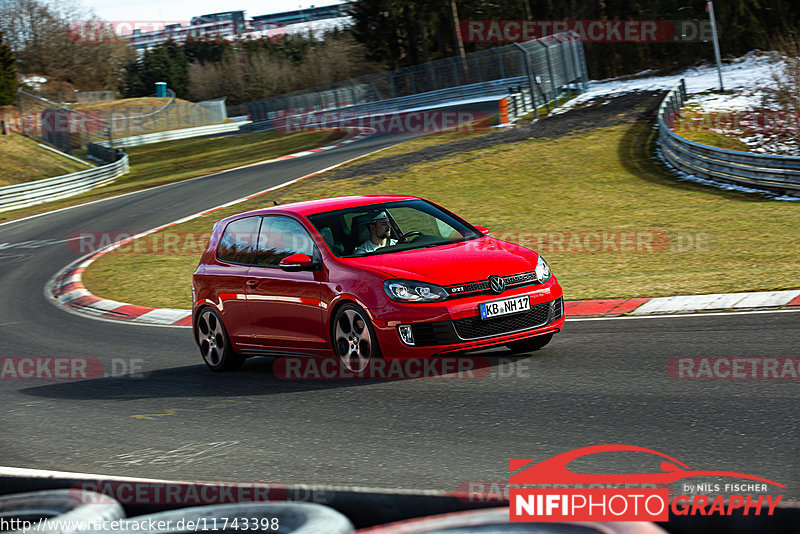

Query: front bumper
371;278;564;359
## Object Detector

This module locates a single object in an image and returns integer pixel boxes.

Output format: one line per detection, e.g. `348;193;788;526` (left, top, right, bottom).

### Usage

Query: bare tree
0;0;130;91
188;35;382;105
764;36;800;112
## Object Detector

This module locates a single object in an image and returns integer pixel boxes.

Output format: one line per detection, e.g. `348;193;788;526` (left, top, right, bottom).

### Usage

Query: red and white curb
51;264;800;328
566;290;800;317
272;127;375;160
51;247;191;327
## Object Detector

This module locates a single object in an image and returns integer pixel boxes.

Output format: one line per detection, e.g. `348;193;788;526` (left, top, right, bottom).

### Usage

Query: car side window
255;216;315;266
217;216;261;264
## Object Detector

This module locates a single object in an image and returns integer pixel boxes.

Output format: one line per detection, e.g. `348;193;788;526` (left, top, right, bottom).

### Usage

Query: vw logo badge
489;275;505;294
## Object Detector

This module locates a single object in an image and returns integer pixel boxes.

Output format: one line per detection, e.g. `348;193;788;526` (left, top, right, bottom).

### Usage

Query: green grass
334;95;576;169
0;135;89;186
0;130;343;223
518;94;573;122
68;97;182;111
677;129;750;151
83;103;800;309
345;122;493;166
673;107;751;151
120;130;338;185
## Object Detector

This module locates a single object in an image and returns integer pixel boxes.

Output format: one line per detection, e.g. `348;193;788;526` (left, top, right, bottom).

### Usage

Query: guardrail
0;154;129;214
242;77;533;133
96;121;250;149
658;80;800;197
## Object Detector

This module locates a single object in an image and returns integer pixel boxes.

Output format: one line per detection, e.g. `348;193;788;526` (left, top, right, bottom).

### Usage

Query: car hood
347;237;538;286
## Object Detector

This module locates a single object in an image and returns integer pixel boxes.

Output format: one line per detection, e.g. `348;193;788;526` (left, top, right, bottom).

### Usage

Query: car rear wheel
332;303;381;373
196;307;244;371
507;333;553;354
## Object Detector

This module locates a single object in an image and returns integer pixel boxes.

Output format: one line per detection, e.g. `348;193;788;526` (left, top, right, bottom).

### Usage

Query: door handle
246;280;259;287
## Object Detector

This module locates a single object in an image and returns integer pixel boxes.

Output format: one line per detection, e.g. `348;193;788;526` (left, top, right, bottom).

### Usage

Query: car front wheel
332;303;381;373
196;307;244;371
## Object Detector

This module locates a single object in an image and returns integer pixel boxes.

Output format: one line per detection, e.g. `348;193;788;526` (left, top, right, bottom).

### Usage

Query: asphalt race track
1;132;798;500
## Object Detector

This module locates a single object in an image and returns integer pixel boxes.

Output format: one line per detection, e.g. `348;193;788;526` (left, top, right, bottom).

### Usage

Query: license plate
479;295;531;319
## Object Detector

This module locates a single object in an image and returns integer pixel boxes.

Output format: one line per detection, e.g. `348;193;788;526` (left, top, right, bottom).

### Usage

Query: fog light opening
398;325;415;346
550;297;564;322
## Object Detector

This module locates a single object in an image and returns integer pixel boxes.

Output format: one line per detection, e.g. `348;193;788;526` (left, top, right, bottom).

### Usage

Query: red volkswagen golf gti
192;195;564;371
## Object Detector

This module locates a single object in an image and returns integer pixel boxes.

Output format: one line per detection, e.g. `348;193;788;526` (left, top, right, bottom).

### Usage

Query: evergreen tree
120;56;146;98
0;32;17;105
129;42;191;98
348;0;800;80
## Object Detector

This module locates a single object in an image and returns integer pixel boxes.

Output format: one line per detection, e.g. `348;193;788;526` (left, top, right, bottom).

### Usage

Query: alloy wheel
197;308;226;368
335;309;372;373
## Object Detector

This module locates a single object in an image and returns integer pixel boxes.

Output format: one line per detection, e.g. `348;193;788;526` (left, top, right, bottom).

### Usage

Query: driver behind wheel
354;210;397;254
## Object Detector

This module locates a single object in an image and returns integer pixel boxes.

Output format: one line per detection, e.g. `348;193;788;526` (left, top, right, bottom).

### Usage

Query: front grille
446;271;539;298
453;302;550;340
449;280;491;294
504;272;537;286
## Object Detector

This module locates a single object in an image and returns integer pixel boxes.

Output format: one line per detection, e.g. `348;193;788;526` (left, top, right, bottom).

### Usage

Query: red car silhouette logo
510;444;785;487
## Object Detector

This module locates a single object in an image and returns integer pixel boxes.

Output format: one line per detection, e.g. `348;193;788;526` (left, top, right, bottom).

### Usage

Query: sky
79;0;346;23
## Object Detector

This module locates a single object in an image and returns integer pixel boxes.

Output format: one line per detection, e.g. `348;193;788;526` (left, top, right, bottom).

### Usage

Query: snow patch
553;53;781;115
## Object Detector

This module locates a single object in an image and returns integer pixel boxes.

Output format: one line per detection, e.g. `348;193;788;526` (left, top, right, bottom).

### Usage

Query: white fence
0;155;129;214
96;121;250;149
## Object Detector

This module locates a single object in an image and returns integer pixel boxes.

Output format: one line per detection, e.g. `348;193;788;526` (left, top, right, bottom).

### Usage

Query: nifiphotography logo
509;444;785;522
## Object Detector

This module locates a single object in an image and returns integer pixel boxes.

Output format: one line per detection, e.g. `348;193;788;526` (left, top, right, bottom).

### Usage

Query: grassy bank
0;135;89;186
83;98;800;309
0;130;343;223
673;108;751;151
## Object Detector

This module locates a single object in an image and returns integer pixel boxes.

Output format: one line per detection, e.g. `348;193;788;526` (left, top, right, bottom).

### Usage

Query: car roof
232;195;421;219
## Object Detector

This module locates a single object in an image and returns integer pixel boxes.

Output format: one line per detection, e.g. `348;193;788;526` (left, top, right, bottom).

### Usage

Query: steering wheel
396;231;423;244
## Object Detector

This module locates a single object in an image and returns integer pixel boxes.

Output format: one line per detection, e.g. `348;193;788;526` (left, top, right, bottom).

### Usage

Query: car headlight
383;279;448;302
535;255;552;283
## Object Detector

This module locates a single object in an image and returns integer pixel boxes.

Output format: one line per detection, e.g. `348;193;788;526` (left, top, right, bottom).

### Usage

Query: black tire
0;490;124;533
196;307;244;371
331;302;381;373
108;502;353;534
507;333;553;354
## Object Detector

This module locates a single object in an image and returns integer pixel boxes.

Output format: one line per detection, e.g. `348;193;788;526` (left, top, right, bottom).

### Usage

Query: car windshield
307;199;481;257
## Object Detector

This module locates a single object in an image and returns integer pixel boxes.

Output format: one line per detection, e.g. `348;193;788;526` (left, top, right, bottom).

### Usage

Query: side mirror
475;226;491;236
279;253;315;272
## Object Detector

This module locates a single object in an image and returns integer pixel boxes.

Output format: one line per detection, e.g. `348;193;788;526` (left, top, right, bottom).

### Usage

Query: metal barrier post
349;84;357;107
494;48;506;79
513;43;538;120
538;40;558;107
474;56;482;82
556;38;573;99
577;38;589;90
428;64;438;91
451;59;460;86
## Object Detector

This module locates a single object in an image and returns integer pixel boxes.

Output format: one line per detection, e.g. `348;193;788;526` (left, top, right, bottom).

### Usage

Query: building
127;4;350;50
251;4;349;27
190;11;245;26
